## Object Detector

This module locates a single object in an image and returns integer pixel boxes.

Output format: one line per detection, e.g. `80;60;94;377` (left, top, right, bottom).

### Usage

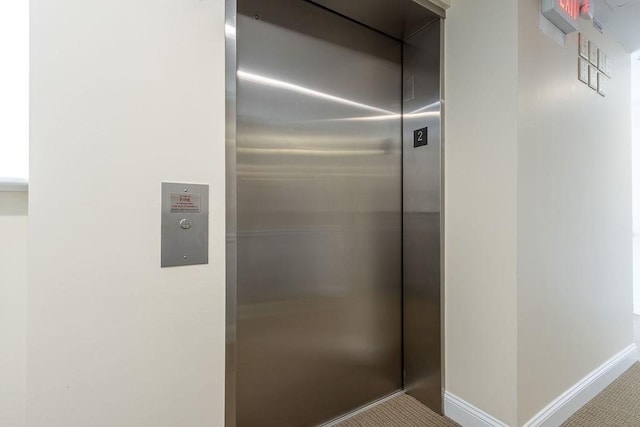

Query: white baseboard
444;344;638;427
444;391;509;427
523;343;639;427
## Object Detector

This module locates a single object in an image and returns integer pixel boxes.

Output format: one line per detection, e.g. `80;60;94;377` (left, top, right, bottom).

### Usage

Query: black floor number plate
414;127;428;148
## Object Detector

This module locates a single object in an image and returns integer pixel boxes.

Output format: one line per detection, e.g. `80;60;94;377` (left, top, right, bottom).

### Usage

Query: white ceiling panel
609;0;640;7
594;0;640;52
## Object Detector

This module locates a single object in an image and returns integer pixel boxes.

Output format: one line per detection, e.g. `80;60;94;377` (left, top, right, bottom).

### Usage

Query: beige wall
28;0;226;426
444;1;519;425
0;192;27;427
633;51;640;314
517;0;633;424
445;0;633;425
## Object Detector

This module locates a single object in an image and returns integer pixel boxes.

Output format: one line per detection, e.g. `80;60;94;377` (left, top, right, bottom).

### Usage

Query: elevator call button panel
161;182;209;267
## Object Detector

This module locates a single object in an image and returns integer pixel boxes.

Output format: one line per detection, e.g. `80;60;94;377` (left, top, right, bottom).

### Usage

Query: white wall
517;0;633;424
0;0;29;183
28;1;226;426
0;192;27;427
446;1;633;425
444;1;519;425
631;52;640;314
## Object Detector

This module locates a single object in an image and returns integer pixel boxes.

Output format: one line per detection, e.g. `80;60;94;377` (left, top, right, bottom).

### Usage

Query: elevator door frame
225;1;446;425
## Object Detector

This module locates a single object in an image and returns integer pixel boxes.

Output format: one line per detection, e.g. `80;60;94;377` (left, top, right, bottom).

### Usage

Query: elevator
225;1;443;426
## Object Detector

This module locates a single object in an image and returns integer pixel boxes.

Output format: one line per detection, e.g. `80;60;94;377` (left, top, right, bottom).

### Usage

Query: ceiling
593;0;640;52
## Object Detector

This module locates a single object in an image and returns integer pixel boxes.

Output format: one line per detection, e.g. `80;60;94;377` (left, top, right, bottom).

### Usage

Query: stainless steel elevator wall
402;20;443;412
236;1;403;425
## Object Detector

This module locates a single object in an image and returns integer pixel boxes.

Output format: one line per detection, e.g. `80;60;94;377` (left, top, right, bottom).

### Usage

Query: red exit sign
559;0;580;19
542;0;580;34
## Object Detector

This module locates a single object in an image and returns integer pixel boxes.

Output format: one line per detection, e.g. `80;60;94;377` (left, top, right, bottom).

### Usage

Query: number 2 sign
414;127;428;148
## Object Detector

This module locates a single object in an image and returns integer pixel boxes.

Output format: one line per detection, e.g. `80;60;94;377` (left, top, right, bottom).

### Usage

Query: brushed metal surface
225;0;237;424
236;0;402;425
402;19;443;413
160;182;209;267
308;0;443;40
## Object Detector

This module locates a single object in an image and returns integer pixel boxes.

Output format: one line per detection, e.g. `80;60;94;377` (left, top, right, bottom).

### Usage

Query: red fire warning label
170;193;201;213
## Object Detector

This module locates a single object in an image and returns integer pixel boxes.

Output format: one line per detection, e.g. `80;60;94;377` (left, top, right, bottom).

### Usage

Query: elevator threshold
321;390;404;427
324;391;457;427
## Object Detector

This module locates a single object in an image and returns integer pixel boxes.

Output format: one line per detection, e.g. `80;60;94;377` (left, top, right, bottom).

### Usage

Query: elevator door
236;1;402;425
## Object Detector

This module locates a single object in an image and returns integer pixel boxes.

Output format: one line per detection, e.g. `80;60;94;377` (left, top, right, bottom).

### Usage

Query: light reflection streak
225;23;236;39
335;111;440;122
237;147;387;156
323;102;441;122
410;101;440;114
237;70;397;115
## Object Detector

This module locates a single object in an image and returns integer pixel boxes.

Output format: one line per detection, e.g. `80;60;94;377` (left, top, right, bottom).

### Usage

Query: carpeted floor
335;394;458;427
561;362;640;426
335;361;640;426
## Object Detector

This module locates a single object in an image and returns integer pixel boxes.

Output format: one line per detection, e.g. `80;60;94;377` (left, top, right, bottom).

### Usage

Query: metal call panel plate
161;182;209;267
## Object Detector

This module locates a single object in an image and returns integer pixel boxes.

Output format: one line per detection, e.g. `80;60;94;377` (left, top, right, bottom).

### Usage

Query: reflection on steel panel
224;0;238;424
402;19;443;413
309;0;442;40
236;0;402;425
